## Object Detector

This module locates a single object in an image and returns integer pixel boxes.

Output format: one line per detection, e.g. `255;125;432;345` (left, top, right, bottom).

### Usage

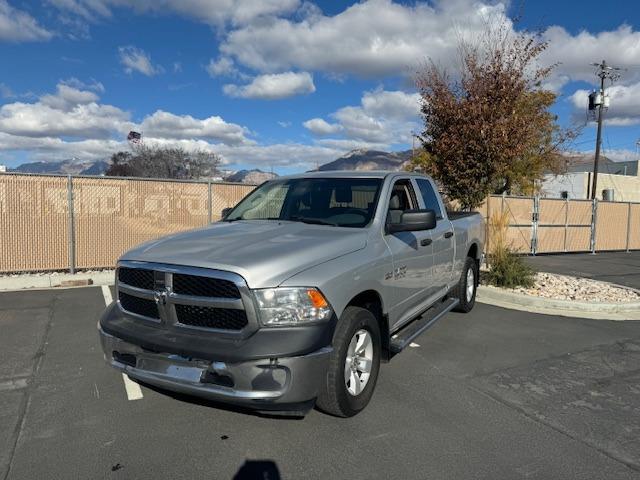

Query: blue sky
0;0;639;174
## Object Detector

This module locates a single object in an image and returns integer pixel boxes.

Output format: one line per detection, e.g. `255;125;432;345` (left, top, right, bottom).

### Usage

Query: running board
389;298;459;354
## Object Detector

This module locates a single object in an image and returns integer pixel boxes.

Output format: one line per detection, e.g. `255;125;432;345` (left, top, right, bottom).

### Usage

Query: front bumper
99;327;331;412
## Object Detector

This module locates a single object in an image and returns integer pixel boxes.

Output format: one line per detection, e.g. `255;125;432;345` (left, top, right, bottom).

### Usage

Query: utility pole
589;60;622;199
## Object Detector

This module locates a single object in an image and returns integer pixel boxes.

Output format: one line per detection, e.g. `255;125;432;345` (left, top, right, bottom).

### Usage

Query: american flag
127;131;142;143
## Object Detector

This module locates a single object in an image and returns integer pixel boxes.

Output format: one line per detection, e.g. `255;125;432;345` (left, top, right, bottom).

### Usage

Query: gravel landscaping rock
488;272;640;303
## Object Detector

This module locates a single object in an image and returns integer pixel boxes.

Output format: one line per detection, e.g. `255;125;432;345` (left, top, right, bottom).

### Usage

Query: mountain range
10;159;110;176
4;149;413;182
318;149;412;171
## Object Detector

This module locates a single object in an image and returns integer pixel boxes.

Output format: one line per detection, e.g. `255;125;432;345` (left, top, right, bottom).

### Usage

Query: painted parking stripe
121;373;144;401
101;285;144;401
101;285;113;305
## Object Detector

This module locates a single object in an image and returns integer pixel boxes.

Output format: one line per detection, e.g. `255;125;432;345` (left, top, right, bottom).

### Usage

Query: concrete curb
0;271;114;292
477;285;640;321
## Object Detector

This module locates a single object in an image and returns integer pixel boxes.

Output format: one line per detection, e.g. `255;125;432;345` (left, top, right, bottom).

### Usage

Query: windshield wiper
224;217;281;222
290;216;338;226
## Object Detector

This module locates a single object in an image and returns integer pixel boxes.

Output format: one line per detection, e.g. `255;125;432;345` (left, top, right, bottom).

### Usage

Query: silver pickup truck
99;171;484;417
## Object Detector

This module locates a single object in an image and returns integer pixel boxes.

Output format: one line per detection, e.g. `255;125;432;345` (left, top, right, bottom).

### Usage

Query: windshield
224;177;382;228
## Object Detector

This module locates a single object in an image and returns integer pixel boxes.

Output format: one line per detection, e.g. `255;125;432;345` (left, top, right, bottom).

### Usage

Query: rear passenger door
415;178;455;295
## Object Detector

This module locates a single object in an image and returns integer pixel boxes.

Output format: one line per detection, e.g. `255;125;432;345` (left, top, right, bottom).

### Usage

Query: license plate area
137;355;207;383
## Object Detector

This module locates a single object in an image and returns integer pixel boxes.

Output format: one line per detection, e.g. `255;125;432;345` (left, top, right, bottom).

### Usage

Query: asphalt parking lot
1;286;640;479
525;251;640;290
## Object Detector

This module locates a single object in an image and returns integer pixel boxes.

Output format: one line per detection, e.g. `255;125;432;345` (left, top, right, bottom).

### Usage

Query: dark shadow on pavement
233;460;280;480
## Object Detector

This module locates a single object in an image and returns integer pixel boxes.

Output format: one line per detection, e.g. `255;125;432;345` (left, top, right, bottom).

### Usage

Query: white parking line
121;373;144;401
101;285;113;305
100;285;144;401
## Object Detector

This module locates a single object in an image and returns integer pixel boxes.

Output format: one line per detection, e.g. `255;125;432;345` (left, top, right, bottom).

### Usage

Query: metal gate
482;195;639;255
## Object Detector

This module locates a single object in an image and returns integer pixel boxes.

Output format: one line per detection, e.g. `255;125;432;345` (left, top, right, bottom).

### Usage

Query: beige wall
581;173;640;202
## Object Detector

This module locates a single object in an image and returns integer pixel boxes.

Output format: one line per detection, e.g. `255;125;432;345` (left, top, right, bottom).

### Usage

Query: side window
387;179;418;224
416;179;443;219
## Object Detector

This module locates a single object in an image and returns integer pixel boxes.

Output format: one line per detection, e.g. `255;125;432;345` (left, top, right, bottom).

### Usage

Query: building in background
542;154;640;201
0;165;6;173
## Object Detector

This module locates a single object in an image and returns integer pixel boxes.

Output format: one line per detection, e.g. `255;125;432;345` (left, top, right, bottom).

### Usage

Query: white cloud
118;46;163;76
315;138;389;152
305;88;421;147
0;81;340;168
140;110;251;145
569;82;640;126
47;0;300;26
0;83;131;139
543;25;640;89
220;0;509;77
0;133;123;161
213;142;341;169
214;0;640;94
223;71;315;100
206;57;238;77
303;118;342;135
0;81;251;153
600;149;638;163
0;0;52;42
40;84;100;111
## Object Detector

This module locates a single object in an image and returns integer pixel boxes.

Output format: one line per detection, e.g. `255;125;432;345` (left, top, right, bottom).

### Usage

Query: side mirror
221;207;232;219
388;209;436;233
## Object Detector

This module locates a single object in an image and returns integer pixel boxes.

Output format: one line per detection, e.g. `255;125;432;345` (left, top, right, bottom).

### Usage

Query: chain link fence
0;173;255;273
2;174;639;273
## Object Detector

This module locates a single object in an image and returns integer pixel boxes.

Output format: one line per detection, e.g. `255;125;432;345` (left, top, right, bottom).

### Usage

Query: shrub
486;210;535;288
486;249;535;288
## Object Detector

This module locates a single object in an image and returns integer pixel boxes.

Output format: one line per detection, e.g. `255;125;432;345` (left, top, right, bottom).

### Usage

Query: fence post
626;202;632;252
531;196;539;255
563;197;569;252
484;195;491;267
67;175;76;274
207;181;212;223
590;198;598;254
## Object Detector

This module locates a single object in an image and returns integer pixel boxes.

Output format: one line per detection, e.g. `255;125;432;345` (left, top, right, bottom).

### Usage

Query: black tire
316;306;381;417
453;256;478;313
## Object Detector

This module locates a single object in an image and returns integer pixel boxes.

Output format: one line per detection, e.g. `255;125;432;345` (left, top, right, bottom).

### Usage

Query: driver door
383;178;434;331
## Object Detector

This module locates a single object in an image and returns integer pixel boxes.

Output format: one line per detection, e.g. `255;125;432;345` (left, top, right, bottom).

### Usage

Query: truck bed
447;211;480;220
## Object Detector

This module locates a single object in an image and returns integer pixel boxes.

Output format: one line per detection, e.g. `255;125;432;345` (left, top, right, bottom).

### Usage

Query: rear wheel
316;306;381;417
453;256;478;313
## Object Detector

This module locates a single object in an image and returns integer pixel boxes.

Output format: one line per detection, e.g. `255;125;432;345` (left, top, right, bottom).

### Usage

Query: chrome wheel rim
466;268;475;302
344;329;373;396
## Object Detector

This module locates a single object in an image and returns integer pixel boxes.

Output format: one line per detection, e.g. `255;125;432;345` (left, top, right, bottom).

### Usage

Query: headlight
254;287;333;327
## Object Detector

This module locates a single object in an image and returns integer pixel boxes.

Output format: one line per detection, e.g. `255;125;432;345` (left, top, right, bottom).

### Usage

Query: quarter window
416;179;443;219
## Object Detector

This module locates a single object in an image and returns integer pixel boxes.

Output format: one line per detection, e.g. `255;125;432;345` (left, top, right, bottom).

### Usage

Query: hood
121;220;368;288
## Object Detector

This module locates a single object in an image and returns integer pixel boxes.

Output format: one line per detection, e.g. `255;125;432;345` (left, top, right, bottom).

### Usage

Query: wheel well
346;290;390;361
467;243;478;260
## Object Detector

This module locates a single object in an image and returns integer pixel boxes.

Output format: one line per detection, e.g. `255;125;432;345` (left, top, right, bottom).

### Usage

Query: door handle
420;238;432;247
444;231;453;239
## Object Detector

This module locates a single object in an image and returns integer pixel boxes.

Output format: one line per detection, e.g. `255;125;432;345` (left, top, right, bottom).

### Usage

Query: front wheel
453;256;478;313
316;306;381;417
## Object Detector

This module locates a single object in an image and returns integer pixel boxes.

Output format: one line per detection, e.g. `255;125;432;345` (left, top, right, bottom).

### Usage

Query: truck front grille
118;267;155;290
118;291;159;319
175;305;248;330
172;274;240;298
116;264;252;333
